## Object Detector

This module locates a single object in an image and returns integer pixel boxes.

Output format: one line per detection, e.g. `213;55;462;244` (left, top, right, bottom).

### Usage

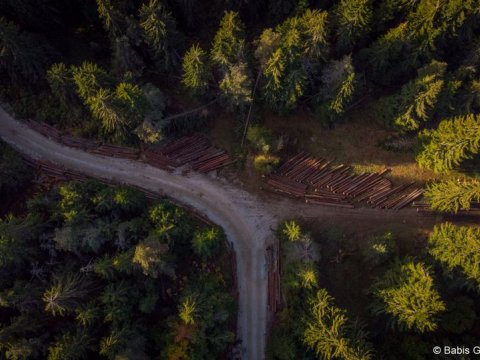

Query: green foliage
281;220;302;242
111;35;144;77
362;231;396;267
139;0;178;70
46;63;77;108
0;17;54;85
219;61;252;109
0;142;32;199
253;154;280;175
441;297;476;334
428;223;480;291
316;55;357;125
47;330;93;360
43;274;90;317
332;0;372;54
375;61;447;130
303;288;373;359
192;226;224;259
371;260;445;333
246;125;274;153
211;11;245;67
425;179;480;213
71;62;110;101
95;0;124;37
181;44;210;95
0;180;234;359
259;10;329;112
179;295;198;325
132;238;171;278
416;113;480;173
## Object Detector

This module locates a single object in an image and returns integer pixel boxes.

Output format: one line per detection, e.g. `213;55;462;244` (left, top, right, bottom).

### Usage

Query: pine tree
47;330;93;360
428;223;480;291
179;296;198;325
0;17;53;84
281;220;302;242
192;227;223;259
257;11;329;112
43;274;90;317
303;288;373;359
211;11;245;67
371;260;445;333
181;44;210;95
317;55;357;125
332;0;372;54
86;88;126;137
71;62;111;100
425;179;480;213
46;63;77;107
139;0;178;70
219;61;252;109
96;0;124;37
111;35;144;77
416;113;480;173
375;60;447;130
132;238;171;278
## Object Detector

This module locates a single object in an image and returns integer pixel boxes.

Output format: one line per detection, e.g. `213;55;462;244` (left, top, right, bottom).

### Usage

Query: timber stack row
26;120;231;173
265;152;423;210
152;134;232;173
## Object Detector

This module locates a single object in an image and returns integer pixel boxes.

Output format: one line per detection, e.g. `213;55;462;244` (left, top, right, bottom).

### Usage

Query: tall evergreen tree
316;55;357;125
96;0;124;37
425;179;480;213
375;60;447;130
332;0;372;54
0;17;53;84
181;44;210;95
428;223;480;291
139;0;179;70
211;11;245;67
303;288;373;360
371;260;445;333
416;113;480;173
43;274;90;317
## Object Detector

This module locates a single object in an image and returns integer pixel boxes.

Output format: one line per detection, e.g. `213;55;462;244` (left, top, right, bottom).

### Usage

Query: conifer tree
139;0;178;70
181;44;210;95
416;113;480;173
219;61;252;109
425;179;480;213
211;11;245;67
43;274;90;317
332;0;372;54
371;261;445;333
71;62;111;100
303;288;373;359
375;60;447;130
47;330;93;360
96;0;124;37
0;17;53;84
317;55;357;124
47;63;77;108
428;223;480;291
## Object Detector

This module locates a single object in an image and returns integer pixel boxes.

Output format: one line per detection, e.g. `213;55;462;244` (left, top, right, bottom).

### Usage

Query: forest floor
1;106;478;359
208;101;460;186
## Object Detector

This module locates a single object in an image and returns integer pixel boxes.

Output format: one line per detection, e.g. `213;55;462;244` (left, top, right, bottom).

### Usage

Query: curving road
1;106;446;359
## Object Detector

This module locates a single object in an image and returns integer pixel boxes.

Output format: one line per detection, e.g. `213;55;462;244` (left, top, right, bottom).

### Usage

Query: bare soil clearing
0;106;460;359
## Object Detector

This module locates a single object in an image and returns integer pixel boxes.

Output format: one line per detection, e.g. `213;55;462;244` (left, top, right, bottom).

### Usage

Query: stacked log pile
90;144;140;159
143;150;175;171
26;119;62;140
59;134;98;150
266;153;424;210
154;134;232;173
266;243;281;314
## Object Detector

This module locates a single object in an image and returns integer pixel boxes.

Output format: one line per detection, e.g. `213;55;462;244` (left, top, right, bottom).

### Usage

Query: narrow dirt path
0;107;450;359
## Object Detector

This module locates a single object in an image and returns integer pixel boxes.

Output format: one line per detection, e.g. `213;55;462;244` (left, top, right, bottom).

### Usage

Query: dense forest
0;142;236;359
269;219;480;360
2;0;480;359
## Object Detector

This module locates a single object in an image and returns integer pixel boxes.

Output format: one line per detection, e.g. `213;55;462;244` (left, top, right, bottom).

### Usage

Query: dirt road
0;107;445;359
